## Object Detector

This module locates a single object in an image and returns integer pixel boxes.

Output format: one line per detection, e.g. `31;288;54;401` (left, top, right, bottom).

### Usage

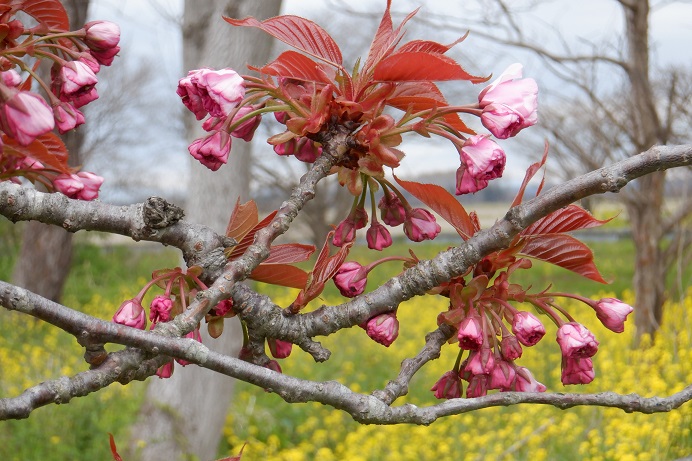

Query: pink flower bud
333;261;367;297
188;131;232;171
294;137;322;162
463;348;495;376
456;134;506;195
113;298;146;329
177;68;245;119
593;298;633;333
478;63;538;138
156;361;174;379
511;311;546;346
84;20;121;52
466;374;489;398
366;222;392;251
90;47;120;66
332;217;357;247
230;106;262;142
489;360;516;390
430;370;462;399
149;295;173;323
1;69;21;87
457;314;483;350
211;298;234;317
53;102;85;133
0;90;55;145
403;208;441;242
499;335;523;361
268;338;293;359
561;356;595;385
556;322;599;359
365;312;399;347
265;360;282;374
378;193;406;227
53;61;99;108
513;366;546;392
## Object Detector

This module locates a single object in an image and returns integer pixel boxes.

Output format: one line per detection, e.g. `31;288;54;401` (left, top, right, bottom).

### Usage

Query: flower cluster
0;10;119;200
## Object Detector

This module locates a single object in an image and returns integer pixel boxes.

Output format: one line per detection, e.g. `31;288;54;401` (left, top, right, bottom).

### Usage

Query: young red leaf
511;142;549;207
374;52;488;83
394;175;476;239
108;433;123;461
223;15;343;67
2;132;70;173
226;199;259;241
519;234;607;283
227;210;279;260
260;51;333;84
16;0;70;31
522;204;613;236
263;243;315;264
362;1;419;74
396;34;469;55
250;264;309;289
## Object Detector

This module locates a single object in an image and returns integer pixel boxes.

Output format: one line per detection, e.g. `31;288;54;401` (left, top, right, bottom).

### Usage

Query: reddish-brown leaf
108;433;123;461
225;199;259;241
522;204;613;236
519;234;607;283
387;81;473;134
511;142;549;207
374;52;488;83
228;210;278;260
2;132;70;173
250;264;309;289
395;175;475;239
260;51;332;84
263;243;315;264
15;0;69;31
224;15;343;67
362;1;419;74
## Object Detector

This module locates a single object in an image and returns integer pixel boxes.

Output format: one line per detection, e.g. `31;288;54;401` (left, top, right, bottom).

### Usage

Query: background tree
128;2;282;460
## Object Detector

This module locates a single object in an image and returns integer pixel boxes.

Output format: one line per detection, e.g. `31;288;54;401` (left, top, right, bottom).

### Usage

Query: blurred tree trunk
129;2;281;460
11;1;89;302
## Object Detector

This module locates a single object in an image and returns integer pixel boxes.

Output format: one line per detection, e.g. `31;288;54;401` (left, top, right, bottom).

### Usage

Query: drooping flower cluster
0;6;119;200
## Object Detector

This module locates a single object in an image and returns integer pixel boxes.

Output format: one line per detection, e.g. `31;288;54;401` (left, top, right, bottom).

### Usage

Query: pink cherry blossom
456;134;506;195
84;21;121;51
212;298;234;317
149;295;173;323
557;322;599;359
463;348;495;376
511;311;546;346
365;312;399;347
0;90;55;145
177;68;245;119
113;299;146;329
594;298;634;333
457;314;483;350
478;63;538;138
366;222;392;250
332;217;357;247
333;261;368;297
431;370;462;399
188;131;232;171
378;193;406;227
403;208;441;242
489;360;516;390
268;339;293;359
1;69;21;87
561;357;595;385
54;61;99;108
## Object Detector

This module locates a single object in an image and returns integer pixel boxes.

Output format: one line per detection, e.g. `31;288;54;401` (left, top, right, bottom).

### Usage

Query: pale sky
86;0;692;199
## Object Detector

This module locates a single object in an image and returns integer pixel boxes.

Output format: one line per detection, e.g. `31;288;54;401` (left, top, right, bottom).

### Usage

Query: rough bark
129;2;282;460
10;2;89;303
